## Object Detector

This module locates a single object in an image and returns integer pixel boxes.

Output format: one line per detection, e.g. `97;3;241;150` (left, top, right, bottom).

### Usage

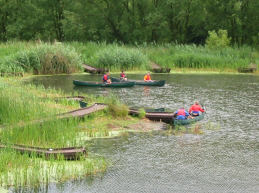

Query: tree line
0;0;258;45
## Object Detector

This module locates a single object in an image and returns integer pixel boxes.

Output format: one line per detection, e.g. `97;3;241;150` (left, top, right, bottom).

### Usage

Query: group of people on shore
102;71;153;84
174;101;205;120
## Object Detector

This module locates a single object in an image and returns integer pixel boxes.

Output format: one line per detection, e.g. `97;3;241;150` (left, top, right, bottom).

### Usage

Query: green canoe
173;113;205;125
73;80;135;87
111;77;165;86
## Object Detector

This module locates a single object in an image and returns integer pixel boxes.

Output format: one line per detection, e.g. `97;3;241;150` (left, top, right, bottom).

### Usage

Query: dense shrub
138;108;146;119
0;43;83;75
108;102;129;118
206;29;231;49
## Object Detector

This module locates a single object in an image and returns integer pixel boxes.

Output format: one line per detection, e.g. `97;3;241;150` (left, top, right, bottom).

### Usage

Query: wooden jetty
58;103;107;119
0;144;86;160
129;109;174;124
150;62;171;73
82;64;108;74
238;63;257;73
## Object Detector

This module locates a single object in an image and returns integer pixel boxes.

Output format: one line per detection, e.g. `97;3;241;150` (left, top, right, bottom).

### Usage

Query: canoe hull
129;109;205;125
174;113;205;125
73;80;135;87
111;77;165;86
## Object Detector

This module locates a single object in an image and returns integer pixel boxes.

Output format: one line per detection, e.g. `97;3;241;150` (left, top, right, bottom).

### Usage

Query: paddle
200;102;206;114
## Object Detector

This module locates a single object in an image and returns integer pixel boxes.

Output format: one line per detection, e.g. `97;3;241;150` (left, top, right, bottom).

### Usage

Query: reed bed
0;77;113;189
0;77;140;189
0;149;107;188
1;41;257;74
69;42;258;72
141;44;258;70
0;42;82;75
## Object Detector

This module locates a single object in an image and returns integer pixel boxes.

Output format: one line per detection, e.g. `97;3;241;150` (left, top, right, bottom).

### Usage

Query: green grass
1;41;258;75
141;43;258;70
69;42;258;72
0;77;140;189
0;149;107;188
0;42;83;75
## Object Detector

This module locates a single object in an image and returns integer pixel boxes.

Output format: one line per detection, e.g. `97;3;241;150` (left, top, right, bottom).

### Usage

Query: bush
0;43;83;75
138;108;146;119
108;102;129;118
95;45;148;71
206;29;231;49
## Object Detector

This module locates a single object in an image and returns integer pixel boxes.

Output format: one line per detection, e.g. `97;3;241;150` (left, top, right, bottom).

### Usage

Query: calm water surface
27;74;258;193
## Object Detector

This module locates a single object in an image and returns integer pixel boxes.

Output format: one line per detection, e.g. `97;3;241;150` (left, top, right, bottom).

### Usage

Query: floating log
0;144;86;160
129;109;174;124
82;64;108;74
65;96;85;101
58;103;107;119
55;96;85;101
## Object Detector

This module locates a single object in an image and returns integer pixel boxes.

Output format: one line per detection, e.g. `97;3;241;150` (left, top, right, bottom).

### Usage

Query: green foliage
108;99;129;118
1;0;259;45
94;45;148;71
1;119;79;148
138;108;146;119
143;43;255;70
206;30;231;49
0;78;112;188
0;43;83;75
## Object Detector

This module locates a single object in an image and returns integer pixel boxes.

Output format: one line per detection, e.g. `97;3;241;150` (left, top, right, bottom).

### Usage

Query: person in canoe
188;101;205;116
120;70;127;81
174;107;192;120
103;72;111;84
144;72;152;82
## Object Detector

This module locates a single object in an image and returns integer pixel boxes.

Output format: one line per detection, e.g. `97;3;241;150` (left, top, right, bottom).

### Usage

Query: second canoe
73;80;135;87
111;77;165;86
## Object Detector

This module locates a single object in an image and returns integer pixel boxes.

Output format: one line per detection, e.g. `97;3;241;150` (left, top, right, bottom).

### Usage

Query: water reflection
142;86;150;97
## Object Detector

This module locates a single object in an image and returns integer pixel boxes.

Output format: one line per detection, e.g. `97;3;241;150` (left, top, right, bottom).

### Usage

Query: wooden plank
0;144;86;160
58;103;107;119
129;109;174;124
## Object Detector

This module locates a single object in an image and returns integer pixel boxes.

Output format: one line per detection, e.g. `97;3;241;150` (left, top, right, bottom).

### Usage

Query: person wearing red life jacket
174;107;190;120
103;72;111;84
144;72;152;82
120;71;127;81
189;101;205;116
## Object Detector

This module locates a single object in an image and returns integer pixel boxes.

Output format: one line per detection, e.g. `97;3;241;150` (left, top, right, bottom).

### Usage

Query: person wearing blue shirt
174;108;190;120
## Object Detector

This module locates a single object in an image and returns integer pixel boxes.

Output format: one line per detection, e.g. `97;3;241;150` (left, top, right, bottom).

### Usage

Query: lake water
26;73;259;193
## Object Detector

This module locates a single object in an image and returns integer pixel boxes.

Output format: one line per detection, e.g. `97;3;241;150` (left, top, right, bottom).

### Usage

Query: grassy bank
0;42;258;75
0;77;139;189
0;42;82;76
0;42;259;75
70;42;258;72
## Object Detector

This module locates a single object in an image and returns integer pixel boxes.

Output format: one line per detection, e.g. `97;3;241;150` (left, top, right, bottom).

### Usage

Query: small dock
238;63;257;73
82;64;108;74
0;144;86;160
129;109;174;124
58;103;107;119
150;62;171;73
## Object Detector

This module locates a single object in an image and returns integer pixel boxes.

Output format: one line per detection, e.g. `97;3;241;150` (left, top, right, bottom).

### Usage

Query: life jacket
120;73;125;78
144;75;151;81
103;74;108;82
189;104;204;113
177;109;186;116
